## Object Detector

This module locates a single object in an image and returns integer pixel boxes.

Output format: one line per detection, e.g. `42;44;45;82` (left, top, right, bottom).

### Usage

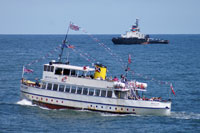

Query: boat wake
16;99;36;107
170;111;200;120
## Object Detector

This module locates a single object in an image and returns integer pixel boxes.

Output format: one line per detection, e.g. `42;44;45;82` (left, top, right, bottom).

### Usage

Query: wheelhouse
43;61;95;80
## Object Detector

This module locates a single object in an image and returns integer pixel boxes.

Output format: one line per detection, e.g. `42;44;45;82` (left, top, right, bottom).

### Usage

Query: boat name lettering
45;76;58;80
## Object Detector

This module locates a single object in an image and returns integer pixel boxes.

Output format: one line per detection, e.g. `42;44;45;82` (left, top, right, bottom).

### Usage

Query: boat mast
135;19;139;32
58;22;71;62
136;19;139;27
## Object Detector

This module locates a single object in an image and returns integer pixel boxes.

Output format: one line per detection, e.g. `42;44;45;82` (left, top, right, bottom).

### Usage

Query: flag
170;83;176;96
70;23;79;31
95;66;101;73
128;54;131;64
24;67;33;73
67;45;74;49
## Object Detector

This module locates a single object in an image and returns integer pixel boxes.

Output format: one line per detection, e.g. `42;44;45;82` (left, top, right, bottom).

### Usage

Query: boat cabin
42;61;95;80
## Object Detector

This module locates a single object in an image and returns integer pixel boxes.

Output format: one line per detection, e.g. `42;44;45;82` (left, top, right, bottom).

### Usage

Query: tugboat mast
136;18;139;27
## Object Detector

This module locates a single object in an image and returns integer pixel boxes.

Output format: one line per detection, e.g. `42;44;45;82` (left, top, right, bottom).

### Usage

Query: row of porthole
27;95;64;104
90;105;135;112
27;95;135;112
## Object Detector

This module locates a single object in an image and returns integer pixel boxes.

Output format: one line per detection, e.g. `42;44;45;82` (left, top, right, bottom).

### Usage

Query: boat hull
112;37;147;45
20;84;171;116
112;37;169;45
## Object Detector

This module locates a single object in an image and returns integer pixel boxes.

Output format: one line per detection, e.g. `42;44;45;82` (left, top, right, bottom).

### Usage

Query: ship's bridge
42;61;95;81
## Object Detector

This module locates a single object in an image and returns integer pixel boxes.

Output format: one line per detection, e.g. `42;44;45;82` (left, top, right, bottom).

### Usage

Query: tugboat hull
148;39;169;44
112;37;169;45
112;37;147;45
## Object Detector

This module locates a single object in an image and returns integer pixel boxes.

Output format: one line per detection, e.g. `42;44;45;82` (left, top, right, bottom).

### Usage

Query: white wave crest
171;111;200;120
16;99;36;106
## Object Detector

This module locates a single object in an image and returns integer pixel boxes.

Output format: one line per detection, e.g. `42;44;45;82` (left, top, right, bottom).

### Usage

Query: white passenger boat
20;24;172;116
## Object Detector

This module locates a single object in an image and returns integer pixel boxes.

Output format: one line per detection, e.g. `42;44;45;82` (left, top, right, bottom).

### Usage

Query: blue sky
0;0;200;34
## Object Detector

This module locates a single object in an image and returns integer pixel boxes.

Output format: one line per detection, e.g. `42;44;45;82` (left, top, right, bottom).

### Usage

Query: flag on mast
128;54;131;64
70;23;80;31
24;67;33;73
170;83;176;96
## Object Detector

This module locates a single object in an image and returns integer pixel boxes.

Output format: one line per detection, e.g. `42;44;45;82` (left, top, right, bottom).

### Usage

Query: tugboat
20;23;172;116
112;19;169;45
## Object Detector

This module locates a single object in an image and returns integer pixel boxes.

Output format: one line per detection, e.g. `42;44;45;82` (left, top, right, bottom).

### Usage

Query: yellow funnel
94;64;107;80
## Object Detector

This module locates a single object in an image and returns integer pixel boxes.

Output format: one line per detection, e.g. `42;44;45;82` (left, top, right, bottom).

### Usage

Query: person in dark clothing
35;78;40;87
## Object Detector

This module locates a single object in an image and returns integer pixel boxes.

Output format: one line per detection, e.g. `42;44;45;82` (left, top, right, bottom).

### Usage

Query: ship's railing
21;78;41;88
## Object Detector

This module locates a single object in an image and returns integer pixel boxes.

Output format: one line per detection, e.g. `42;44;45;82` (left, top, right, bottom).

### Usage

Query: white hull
21;84;171;116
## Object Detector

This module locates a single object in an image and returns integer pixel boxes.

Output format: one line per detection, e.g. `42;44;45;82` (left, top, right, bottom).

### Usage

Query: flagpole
22;66;24;78
125;54;131;77
59;21;71;62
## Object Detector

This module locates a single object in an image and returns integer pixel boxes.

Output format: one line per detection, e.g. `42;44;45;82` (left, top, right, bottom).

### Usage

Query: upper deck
41;61;114;89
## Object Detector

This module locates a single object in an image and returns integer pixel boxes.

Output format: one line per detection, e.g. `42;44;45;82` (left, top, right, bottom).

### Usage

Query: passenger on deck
35;78;40;87
120;74;127;83
113;76;118;81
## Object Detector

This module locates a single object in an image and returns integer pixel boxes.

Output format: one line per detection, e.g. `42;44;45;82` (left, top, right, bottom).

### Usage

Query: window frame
53;84;58;91
59;84;65;92
47;83;52;90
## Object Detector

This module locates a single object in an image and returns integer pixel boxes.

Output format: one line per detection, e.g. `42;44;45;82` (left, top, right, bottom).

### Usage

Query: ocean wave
171;111;200;120
16;99;36;107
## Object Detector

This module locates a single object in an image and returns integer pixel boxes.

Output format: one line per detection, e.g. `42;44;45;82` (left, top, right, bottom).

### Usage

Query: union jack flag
24;67;33;73
95;66;101;73
70;23;79;31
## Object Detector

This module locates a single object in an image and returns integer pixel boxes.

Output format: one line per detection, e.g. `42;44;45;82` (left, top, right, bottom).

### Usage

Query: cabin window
47;83;52;90
76;71;80;77
114;91;127;99
55;68;63;75
101;90;106;97
71;70;76;76
89;89;94;96
59;85;65;92
44;65;54;72
63;69;70;76
65;85;70;93
53;84;58;91
83;88;88;95
47;66;51;71
77;87;82;94
107;91;112;98
44;65;48;71
95;89;100;96
71;86;76;93
42;82;46;89
50;66;54;72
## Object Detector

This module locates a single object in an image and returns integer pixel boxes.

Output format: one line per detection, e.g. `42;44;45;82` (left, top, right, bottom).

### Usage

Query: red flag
170;83;176;96
24;67;33;73
67;45;74;49
128;54;131;64
70;23;79;31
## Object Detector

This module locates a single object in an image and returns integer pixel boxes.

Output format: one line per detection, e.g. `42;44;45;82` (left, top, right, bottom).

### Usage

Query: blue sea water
0;34;200;132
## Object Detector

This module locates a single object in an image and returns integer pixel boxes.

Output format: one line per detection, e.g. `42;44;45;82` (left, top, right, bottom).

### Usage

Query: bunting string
24;22;175;96
70;22;175;94
26;44;62;66
70;22;127;69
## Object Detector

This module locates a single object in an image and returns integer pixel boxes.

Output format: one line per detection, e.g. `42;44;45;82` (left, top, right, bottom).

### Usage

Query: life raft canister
94;64;107;80
61;76;67;82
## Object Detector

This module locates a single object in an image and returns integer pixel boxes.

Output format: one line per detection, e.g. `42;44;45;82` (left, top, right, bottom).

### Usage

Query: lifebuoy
62;76;67;82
